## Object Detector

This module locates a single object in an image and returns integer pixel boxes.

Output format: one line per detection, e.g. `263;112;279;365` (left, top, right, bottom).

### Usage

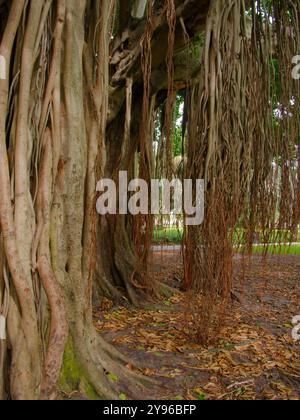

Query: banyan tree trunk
94;95;155;306
0;0;150;400
0;0;210;399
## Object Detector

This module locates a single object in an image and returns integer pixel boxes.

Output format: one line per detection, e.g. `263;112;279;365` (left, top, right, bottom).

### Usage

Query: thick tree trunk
0;0;210;399
46;0;146;399
93;6;206;305
94;93;153;306
0;0;141;400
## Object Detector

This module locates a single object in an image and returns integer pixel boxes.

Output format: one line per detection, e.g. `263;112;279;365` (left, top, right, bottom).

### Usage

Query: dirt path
94;254;300;400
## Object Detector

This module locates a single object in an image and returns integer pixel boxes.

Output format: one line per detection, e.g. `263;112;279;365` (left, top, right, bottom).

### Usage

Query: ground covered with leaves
94;253;300;400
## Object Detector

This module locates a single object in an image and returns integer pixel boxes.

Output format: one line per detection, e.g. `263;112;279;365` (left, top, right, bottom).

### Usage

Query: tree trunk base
60;324;157;400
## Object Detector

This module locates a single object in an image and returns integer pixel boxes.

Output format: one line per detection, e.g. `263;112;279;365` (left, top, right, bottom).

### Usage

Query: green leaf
119;393;127;400
175;395;184;400
198;393;206;401
107;372;118;382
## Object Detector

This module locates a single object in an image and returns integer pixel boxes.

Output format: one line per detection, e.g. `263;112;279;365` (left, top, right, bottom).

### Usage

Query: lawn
251;244;300;255
154;227;183;244
153;228;300;255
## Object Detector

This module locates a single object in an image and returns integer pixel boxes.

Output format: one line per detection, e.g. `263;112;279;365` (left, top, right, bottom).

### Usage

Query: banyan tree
0;0;299;400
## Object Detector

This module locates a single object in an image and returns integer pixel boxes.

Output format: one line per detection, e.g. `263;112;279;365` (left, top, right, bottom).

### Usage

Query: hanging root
184;0;300;344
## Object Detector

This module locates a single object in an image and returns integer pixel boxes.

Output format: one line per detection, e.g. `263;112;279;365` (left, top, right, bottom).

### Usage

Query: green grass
251;244;300;255
233;228;299;245
153;227;299;246
153;227;183;244
153;228;300;255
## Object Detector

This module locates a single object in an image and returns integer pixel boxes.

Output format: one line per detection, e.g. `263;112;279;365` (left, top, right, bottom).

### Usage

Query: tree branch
131;0;147;19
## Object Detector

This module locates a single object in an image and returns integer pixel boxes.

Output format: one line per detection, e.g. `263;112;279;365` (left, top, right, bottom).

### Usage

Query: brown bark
0;0;41;400
0;0;211;400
